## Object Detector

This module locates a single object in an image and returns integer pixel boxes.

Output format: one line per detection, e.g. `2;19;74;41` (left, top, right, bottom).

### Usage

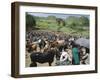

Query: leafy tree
56;18;65;26
79;16;89;26
26;13;36;30
65;16;80;28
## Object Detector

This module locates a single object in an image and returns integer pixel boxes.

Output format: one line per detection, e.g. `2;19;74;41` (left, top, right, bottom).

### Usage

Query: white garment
60;51;69;62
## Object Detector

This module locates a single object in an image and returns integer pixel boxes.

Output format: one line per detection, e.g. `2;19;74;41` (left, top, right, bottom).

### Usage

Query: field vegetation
26;13;89;38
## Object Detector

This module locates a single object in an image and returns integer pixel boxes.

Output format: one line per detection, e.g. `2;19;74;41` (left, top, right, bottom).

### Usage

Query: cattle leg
48;62;52;66
30;62;37;67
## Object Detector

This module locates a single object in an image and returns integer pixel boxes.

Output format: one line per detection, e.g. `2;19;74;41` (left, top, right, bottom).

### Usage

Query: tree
26;13;36;31
56;18;65;26
65;16;80;28
56;18;65;31
79;16;89;26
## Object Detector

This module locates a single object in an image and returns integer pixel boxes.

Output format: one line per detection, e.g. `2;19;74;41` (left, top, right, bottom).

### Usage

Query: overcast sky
27;12;89;19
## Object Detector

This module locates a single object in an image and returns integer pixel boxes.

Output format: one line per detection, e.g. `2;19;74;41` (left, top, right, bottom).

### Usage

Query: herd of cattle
26;30;90;67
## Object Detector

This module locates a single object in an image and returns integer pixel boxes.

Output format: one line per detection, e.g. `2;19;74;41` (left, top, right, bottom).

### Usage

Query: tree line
26;13;89;32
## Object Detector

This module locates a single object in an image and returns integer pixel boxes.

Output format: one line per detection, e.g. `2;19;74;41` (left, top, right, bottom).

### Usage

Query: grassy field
26;13;90;38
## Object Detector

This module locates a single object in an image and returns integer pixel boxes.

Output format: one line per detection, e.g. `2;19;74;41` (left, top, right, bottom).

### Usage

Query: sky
27;12;90;19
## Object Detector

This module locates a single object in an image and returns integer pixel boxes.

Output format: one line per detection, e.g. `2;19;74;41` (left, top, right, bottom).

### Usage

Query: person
80;46;89;64
72;43;80;65
59;50;71;65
